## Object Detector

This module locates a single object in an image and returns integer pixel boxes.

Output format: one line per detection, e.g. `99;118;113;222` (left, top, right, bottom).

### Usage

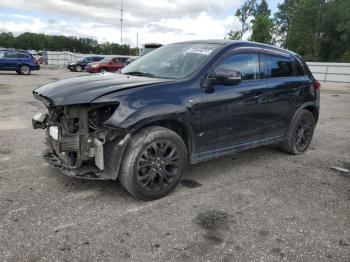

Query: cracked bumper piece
43;133;131;180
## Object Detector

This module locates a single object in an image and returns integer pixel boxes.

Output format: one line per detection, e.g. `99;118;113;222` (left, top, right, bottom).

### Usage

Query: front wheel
119;126;187;200
281;110;316;154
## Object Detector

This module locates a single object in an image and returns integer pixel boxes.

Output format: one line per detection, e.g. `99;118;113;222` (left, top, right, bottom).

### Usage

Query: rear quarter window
267;55;294;78
293;58;305;76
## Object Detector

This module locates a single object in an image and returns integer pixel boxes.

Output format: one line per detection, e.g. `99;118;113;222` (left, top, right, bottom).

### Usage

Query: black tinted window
217;53;260;80
267;55;293;78
294;59;305;76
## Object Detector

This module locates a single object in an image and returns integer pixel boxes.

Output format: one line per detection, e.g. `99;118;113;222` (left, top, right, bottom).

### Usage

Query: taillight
314;80;321;90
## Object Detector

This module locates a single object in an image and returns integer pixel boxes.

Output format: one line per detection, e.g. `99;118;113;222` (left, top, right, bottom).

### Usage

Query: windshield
99;57;111;63
121;43;222;79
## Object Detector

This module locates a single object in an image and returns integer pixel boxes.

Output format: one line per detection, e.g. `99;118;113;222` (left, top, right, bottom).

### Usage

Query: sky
0;0;282;47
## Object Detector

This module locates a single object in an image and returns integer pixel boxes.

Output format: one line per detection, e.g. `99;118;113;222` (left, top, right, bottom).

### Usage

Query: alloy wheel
21;65;30;75
137;140;180;192
294;115;313;152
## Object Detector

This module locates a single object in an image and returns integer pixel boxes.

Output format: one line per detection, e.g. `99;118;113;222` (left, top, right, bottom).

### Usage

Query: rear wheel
75;65;82;72
19;64;31;75
119;126;187;200
281;110;316;154
99;68;106;73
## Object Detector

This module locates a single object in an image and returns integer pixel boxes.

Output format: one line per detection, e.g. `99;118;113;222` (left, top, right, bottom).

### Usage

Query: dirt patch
194;210;230;244
0;148;13;155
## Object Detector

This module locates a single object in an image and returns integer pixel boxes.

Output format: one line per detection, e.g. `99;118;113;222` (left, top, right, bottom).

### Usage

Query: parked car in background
0;49;40;75
126;43;162;65
67;56;105;72
86;57;128;73
32;40;320;200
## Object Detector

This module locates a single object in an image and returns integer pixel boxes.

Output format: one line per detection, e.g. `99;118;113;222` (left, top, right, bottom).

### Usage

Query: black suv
32;40;320;200
67;56;105;72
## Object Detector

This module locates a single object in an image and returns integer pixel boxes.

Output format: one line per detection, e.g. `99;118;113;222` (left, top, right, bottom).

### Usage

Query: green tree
250;0;274;44
320;0;350;62
274;0;299;47
227;0;256;40
0;31;135;55
0;32;15;48
286;0;325;61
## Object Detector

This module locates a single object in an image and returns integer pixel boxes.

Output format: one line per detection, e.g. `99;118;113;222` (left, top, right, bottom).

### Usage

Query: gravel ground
0;69;349;262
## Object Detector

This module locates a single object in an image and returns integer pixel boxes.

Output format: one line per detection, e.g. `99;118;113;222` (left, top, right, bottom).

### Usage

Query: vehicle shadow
49;144;284;203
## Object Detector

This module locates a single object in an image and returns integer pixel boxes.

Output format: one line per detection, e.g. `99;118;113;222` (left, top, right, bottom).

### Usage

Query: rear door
3;51;19;69
263;50;307;137
199;48;271;153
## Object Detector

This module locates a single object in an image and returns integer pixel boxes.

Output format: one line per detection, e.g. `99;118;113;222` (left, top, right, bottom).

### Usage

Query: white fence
307;62;350;83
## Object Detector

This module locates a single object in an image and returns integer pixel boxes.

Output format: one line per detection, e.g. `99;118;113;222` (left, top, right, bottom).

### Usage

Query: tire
281;109;316;155
100;69;106;73
75;65;82;72
119;126;187;200
19;64;31;75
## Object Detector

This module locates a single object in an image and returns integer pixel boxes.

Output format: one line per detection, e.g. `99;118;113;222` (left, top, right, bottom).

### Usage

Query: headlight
91;64;99;68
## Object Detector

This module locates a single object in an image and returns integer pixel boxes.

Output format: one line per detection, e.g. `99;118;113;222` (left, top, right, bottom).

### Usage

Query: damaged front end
32;97;130;180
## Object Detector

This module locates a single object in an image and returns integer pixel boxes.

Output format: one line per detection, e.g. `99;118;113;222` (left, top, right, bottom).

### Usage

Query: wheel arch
131;118;193;157
304;105;319;122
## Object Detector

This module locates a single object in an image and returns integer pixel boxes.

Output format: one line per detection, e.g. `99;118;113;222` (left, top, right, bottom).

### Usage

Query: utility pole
136;32;138;49
120;0;123;45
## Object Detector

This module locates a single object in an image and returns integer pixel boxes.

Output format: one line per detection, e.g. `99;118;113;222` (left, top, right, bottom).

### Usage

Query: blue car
0;50;40;75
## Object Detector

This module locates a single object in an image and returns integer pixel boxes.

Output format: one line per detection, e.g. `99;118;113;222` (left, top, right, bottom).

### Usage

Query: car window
294;59;305;76
5;52;28;58
0;51;4;58
122;43;221;79
267;55;293;78
217;53;260;80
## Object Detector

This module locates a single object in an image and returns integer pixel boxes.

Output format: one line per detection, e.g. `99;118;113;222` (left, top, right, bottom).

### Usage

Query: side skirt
190;135;285;164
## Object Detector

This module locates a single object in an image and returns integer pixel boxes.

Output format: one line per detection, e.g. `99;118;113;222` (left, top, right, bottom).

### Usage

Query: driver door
198;49;271;153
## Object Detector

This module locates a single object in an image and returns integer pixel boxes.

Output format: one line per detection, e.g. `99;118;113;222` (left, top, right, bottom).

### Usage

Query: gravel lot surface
0;69;349;262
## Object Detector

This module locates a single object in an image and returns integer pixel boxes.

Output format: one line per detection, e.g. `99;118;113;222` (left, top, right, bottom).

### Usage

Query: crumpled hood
33;73;172;106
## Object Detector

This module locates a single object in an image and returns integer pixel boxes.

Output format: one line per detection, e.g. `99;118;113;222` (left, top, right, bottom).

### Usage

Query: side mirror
205;68;242;93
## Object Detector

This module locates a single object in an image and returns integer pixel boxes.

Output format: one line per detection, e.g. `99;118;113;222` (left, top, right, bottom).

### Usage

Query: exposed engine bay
32;101;131;180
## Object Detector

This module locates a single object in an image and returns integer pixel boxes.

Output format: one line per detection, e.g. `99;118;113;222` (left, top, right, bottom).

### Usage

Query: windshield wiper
123;71;156;78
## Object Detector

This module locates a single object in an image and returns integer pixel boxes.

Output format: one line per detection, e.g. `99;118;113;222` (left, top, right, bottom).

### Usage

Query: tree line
228;0;350;62
0;32;139;56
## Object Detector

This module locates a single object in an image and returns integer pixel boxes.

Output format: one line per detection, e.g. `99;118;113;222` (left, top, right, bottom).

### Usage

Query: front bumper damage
42;133;131;180
32;103;131;180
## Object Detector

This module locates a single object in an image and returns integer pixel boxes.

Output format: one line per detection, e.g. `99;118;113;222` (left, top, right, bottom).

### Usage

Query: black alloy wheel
294;114;313;152
281;109;316;154
119;126;187;200
137;140;181;192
